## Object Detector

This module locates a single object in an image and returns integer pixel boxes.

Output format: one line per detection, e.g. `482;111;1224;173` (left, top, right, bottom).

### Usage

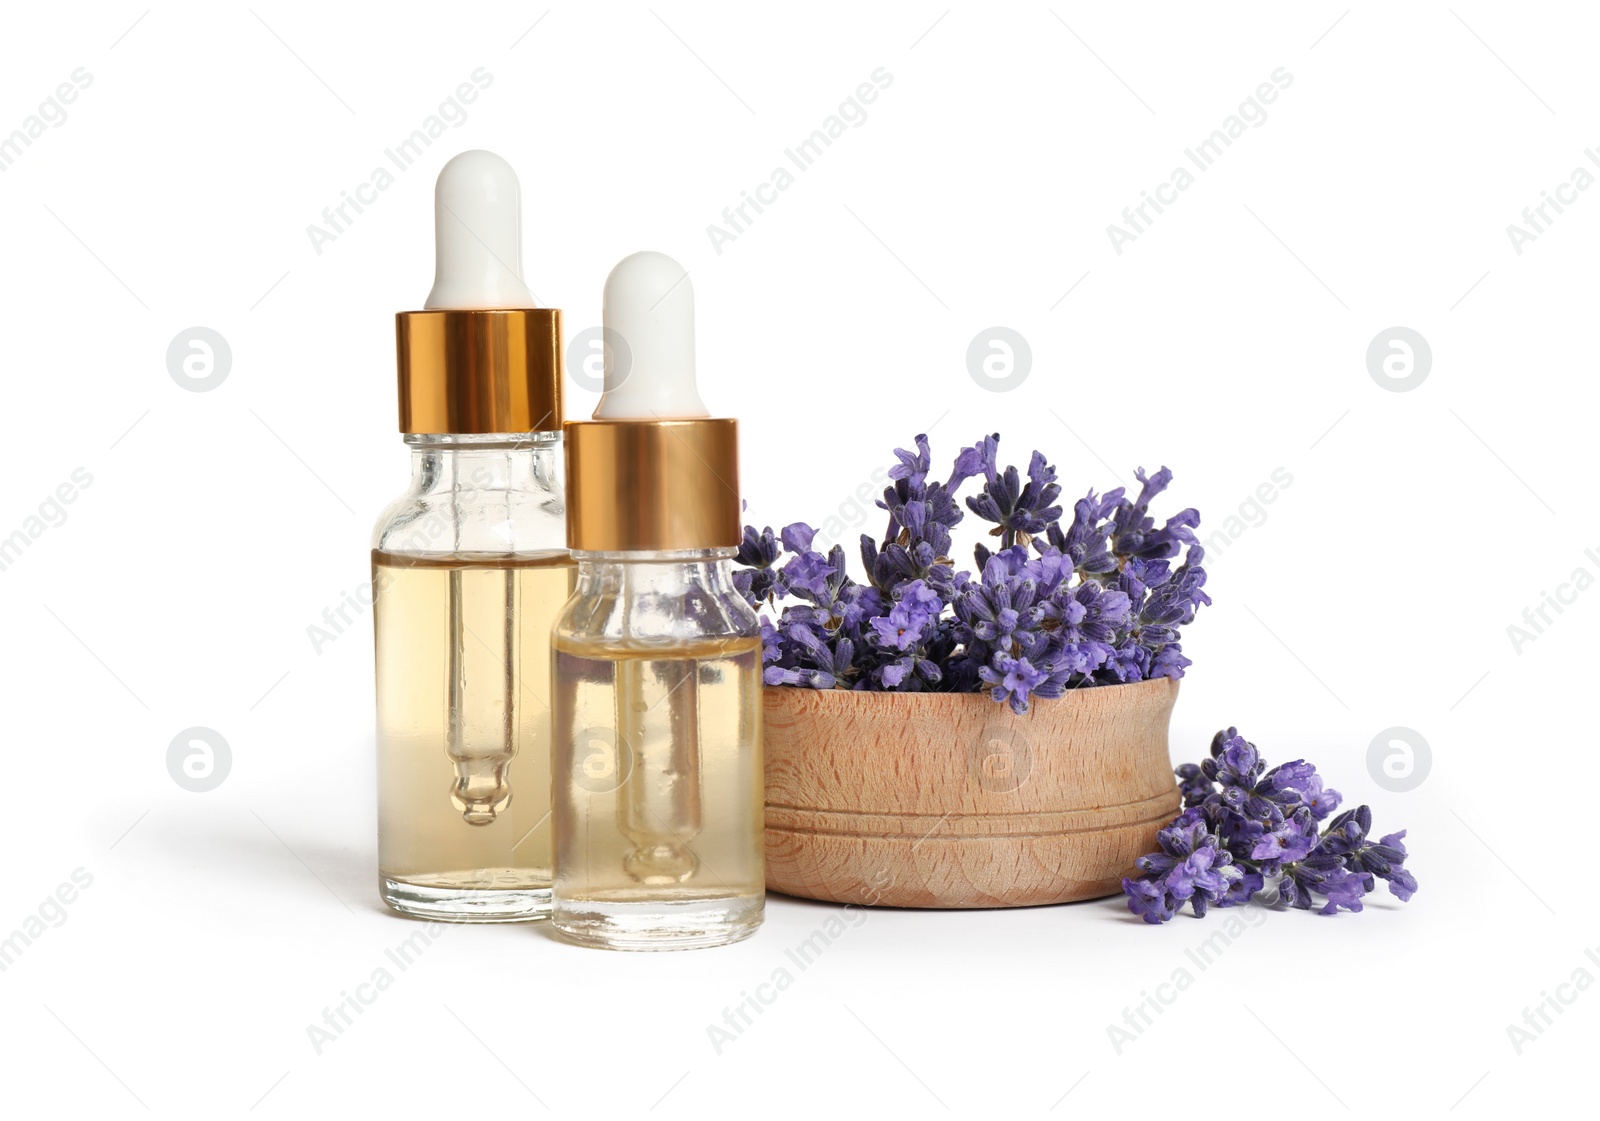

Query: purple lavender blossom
735;434;1209;712
1249;807;1320;868
888;433;934;486
1053;581;1129;655
1123;730;1417;923
948;433;999;490
1109;467;1201;561
1048;491;1121;577
1122;876;1175;924
763;619;851;690
979;654;1050;714
780;522;816;553
1124;809;1244;920
966;451;1064;550
1176;761;1214;807
782;550;836;598
759;617;781;665
1281;857;1370;915
733;525;784;607
1320;806;1418;902
869;580;942;652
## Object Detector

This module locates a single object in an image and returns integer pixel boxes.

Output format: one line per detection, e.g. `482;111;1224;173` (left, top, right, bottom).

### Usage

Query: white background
1;2;1592;1116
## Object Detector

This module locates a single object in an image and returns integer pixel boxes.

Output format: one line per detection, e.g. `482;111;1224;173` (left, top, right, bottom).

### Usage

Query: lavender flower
966;451;1064;550
948;433;999;490
1320;805;1418;902
763;619;852;690
733;525;784;607
979;654;1050;714
1124;729;1417;922
1048;491;1120;577
782;550;836;598
1121;809;1244;923
735;434;1210;712
869;579;942;652
1109;467;1201;561
1096;550;1209;686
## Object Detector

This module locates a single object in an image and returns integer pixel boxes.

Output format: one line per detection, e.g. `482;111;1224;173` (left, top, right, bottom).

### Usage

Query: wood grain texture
763;678;1181;908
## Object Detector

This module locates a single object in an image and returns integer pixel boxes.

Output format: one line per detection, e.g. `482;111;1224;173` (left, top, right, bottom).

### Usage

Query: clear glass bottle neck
372;431;567;557
572;548;737;565
569;549;740;598
559;548;757;642
403;432;562;492
405;432;563;448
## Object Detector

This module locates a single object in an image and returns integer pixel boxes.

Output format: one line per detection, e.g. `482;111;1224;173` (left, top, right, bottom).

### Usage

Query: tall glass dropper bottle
552;251;765;950
372;150;571;921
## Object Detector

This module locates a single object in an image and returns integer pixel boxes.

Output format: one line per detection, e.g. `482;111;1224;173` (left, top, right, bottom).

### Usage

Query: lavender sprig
740;433;1210;711
1123;728;1418;922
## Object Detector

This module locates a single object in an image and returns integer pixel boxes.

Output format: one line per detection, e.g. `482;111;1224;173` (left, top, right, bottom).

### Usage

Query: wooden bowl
762;678;1181;908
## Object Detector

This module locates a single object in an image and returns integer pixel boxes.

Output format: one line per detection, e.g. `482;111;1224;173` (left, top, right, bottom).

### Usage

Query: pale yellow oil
374;550;574;919
551;634;765;947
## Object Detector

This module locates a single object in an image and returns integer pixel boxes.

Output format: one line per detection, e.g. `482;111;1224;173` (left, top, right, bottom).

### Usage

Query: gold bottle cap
394;152;563;434
395;308;563;434
564;417;741;551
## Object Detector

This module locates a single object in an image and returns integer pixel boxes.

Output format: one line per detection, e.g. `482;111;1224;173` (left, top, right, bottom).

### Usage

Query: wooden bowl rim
762;675;1177;711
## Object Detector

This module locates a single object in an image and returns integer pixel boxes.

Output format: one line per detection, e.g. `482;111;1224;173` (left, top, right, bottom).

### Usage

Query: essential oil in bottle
372;150;569;922
551;251;765;950
375;550;571;910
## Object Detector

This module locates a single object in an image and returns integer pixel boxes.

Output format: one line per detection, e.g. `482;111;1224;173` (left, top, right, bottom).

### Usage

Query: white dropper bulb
594;251;709;419
424;150;535;310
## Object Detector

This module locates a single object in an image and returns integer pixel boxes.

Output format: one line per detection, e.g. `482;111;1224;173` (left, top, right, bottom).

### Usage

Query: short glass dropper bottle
372;150;571;922
551;251;765;950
